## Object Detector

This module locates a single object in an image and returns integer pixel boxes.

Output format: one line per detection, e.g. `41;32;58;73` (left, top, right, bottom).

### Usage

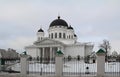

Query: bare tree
99;39;111;61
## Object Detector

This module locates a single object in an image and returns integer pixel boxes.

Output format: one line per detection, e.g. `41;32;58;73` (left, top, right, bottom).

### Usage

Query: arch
69;35;70;39
51;33;53;39
59;33;62;38
55;33;57;38
63;33;66;39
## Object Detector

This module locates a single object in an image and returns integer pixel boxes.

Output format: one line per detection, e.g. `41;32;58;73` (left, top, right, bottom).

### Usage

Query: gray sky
0;0;120;54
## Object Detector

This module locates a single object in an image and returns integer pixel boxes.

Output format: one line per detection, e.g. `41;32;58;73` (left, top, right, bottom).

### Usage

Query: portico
37;47;58;59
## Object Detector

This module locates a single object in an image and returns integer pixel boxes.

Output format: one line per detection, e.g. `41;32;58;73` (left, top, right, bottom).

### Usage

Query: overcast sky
0;0;120;54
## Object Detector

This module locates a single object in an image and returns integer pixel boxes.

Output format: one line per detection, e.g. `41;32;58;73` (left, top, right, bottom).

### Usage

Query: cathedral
25;16;94;58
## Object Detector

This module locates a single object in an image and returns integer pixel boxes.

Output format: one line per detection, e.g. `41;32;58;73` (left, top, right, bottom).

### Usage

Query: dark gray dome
38;28;44;32
50;16;68;27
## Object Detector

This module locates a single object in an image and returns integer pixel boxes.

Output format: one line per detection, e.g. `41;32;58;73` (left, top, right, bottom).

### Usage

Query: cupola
49;16;68;27
38;28;44;32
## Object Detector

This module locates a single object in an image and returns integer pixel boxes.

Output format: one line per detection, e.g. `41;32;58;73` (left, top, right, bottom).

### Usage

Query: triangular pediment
34;38;65;46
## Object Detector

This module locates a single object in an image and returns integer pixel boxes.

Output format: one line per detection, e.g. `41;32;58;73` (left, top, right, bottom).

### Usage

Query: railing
1;55;120;77
0;58;20;73
63;58;97;76
105;57;120;76
27;57;55;76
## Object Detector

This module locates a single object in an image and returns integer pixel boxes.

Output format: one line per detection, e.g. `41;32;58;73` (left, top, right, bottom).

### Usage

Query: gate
62;57;97;76
27;57;55;76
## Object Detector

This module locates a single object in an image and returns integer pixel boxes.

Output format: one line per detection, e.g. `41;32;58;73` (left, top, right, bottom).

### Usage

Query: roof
74;34;77;37
38;28;44;32
49;16;68;27
96;49;105;54
56;50;64;55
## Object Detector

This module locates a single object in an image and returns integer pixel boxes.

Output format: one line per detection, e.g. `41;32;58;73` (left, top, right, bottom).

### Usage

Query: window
69;35;70;39
63;33;66;39
55;33;57;38
59;33;61;38
51;33;53;39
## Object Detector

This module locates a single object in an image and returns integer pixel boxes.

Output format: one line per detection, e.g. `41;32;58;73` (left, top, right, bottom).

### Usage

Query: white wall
85;45;94;56
48;26;76;44
64;45;85;57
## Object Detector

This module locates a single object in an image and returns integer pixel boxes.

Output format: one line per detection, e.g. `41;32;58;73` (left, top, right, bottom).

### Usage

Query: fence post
55;50;63;77
20;55;28;75
96;49;105;77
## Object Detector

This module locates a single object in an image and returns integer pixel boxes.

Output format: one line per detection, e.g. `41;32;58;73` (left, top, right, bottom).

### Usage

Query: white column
52;47;55;58
20;55;28;75
39;48;41;58
55;55;63;77
50;47;52;59
97;53;105;77
42;47;45;58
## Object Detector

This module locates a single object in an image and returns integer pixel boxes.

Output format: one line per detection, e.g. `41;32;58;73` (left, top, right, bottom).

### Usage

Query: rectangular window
55;33;57;38
59;33;61;38
63;33;66;39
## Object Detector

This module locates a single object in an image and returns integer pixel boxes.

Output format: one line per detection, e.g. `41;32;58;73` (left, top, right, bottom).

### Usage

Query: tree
99;39;111;61
112;51;118;57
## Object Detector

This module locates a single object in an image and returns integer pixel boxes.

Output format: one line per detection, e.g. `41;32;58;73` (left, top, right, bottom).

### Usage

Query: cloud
0;0;120;53
6;36;36;53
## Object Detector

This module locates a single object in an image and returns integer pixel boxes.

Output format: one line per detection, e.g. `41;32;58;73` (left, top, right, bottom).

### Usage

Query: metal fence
27;57;55;76
0;58;20;73
1;55;120;77
62;57;97;76
105;57;120;76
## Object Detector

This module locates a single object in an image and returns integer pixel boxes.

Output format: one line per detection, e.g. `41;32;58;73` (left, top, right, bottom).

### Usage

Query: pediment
34;38;64;46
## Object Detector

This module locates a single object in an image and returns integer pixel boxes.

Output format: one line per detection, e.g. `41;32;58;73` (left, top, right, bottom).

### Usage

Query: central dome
50;16;68;27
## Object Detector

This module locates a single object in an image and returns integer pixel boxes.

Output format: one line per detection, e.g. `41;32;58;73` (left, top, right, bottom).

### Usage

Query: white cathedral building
25;16;94;58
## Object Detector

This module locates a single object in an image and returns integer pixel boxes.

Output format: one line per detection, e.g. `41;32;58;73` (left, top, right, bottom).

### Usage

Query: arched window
55;33;57;38
69;35;70;39
59;33;61;38
63;33;66;39
51;33;53;39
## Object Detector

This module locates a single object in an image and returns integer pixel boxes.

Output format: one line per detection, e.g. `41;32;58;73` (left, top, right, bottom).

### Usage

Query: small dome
67;25;73;29
74;34;77;37
50;16;68;27
38;28;44;32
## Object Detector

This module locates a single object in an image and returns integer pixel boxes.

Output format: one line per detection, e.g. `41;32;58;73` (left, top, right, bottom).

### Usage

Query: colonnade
37;47;60;59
